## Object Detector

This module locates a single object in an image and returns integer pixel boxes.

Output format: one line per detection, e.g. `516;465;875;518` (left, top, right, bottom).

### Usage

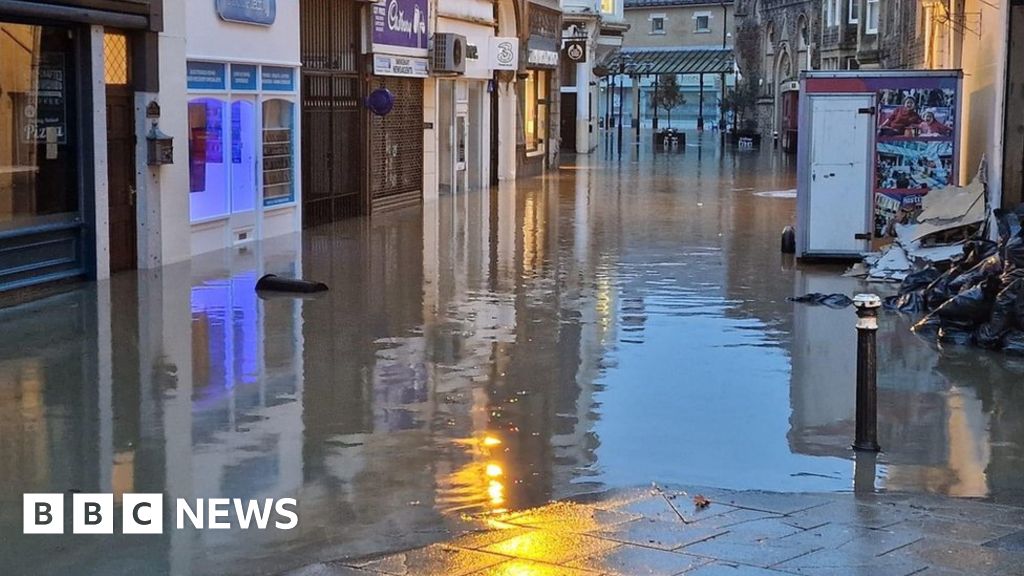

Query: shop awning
606;47;735;76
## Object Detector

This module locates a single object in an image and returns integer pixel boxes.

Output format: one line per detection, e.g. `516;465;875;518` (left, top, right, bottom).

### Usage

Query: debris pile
849;173;989;282
885;211;1024;353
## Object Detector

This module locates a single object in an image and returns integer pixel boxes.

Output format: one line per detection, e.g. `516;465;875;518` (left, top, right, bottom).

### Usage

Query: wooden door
106;85;137;272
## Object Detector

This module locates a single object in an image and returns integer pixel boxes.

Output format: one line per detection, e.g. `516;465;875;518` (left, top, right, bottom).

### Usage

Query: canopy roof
607;47;735;75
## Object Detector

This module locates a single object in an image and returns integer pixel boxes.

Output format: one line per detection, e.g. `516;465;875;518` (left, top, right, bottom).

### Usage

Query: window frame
865;0;879;33
650;13;666;34
694;12;711;33
849;0;860;24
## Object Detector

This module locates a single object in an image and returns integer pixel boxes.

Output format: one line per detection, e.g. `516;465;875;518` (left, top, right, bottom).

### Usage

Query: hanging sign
215;0;276;26
372;0;429;52
488;37;519;70
563;40;587;64
373;54;429;78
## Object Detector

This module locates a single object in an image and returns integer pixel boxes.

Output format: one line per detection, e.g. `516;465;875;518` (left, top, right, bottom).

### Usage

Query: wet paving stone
680;538;822;568
887;538;1024;575
983;529;1024;552
466;559;600;576
347;545;506;576
892;516;1021;545
686;562;796;575
565;544;711;575
479;530;619;565
780;500;910;530
592;518;731;551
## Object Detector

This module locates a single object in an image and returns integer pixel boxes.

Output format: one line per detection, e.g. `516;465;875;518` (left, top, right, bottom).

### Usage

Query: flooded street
2;134;1023;575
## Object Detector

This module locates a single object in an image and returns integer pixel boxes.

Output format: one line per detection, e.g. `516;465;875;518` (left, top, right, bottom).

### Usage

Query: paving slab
282;487;1024;576
565;544;711;576
592;518;730;551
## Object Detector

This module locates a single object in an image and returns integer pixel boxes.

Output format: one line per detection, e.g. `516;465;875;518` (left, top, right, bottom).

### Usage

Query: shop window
0;22;80;233
262;99;295;207
189;98;230;221
524;69;549;155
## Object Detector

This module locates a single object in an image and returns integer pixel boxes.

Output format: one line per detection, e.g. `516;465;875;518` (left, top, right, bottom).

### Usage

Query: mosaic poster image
873;85;958;236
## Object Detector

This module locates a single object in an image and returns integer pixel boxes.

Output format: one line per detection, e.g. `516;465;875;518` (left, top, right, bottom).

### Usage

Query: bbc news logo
24;494;298;534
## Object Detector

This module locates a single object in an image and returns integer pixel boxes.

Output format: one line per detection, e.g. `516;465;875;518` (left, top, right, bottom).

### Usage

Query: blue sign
231;64;258;91
261;66;295;92
215;0;276;26
187;61;226;90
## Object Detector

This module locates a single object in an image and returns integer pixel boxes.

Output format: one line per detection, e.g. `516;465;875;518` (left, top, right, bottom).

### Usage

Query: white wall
959;0;1009;208
184;0;301;65
138;0;191;269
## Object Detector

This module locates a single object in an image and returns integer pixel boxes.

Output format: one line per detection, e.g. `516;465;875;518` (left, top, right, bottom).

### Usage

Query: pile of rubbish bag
885;210;1024;353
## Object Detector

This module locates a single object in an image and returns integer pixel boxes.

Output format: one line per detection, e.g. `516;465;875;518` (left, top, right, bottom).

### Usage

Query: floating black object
255;274;328;294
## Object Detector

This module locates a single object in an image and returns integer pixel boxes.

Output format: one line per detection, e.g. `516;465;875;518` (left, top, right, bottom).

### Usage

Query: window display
524;70;549;154
0;22;80;232
189;98;230;221
262;99;295;206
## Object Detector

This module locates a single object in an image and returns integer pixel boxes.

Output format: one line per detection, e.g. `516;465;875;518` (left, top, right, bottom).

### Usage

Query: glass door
230;98;257;241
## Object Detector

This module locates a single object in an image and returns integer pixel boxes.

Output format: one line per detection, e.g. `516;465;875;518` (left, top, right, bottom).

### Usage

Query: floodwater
1;133;1023;575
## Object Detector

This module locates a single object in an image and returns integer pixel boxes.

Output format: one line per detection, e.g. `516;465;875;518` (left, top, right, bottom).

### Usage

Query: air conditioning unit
432;33;467;74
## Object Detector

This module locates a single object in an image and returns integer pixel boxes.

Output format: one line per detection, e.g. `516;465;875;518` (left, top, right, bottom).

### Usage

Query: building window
823;0;832;26
0;22;81;233
849;0;860;23
262;99;295;206
189;98;230;220
866;0;879;33
524;69;549;154
695;13;711;32
651;16;665;33
104;33;130;85
601;0;614;14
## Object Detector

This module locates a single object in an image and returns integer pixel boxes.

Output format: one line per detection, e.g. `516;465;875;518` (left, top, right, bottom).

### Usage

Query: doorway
561;92;577;153
230;98;257;239
300;0;364;226
806;94;873;255
104;32;137;273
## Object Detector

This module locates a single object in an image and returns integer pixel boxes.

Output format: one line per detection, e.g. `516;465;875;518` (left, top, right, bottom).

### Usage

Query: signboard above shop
372;0;429;54
215;0;276;26
488;37;519;70
373;54;429;78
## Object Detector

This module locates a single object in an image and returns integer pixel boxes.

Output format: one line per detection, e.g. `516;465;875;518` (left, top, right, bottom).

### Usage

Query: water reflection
1;136;1024;575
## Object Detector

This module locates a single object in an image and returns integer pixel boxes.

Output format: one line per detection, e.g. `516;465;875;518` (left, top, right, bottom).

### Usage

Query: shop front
432;4;495;197
185;1;301;256
368;0;428;211
520;2;561;176
0;0;159;292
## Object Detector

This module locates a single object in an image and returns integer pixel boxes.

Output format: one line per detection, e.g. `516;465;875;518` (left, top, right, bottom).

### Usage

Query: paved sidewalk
285;485;1024;576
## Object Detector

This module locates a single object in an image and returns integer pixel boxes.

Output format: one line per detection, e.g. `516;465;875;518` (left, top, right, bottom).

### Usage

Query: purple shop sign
372;0;428;51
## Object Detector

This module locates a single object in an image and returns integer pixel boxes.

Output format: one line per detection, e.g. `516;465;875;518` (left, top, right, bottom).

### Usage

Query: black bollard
255;274;329;294
781;226;796;254
853;294;881;452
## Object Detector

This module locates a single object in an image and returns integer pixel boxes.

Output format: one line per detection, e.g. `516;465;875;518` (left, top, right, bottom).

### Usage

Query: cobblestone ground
286;485;1024;576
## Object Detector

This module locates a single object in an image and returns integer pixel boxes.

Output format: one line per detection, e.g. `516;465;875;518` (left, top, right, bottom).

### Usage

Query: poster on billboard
873;82;958;236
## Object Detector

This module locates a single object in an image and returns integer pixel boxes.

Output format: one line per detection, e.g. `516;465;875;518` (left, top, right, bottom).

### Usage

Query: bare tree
651;74;686;129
